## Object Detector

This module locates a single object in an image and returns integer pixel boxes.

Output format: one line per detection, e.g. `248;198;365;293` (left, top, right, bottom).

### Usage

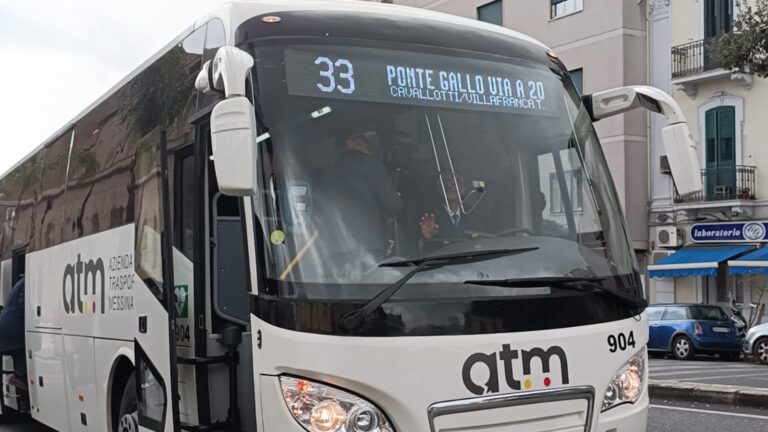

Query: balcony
675;165;756;204
671;38;753;97
671;39;721;79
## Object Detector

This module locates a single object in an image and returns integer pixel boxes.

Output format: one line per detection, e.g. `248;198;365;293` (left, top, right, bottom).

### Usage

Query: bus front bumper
594;389;649;432
260;375;649;432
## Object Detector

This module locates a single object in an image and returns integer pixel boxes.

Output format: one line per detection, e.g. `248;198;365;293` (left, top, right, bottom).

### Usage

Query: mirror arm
196;47;254;98
584;85;686;124
583;85;702;197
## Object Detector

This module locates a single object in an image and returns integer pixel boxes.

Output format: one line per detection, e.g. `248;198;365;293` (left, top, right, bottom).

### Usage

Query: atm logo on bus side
62;254;106;315
461;344;569;395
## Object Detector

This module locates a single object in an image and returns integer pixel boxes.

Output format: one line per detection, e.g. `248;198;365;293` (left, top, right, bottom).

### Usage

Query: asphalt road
650;356;768;388
649;400;768;431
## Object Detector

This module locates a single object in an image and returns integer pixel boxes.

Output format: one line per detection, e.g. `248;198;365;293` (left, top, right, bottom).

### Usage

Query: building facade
648;0;768;323
389;0;651;274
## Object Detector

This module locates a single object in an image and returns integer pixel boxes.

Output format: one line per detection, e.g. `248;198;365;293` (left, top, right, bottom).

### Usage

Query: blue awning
729;247;768;276
649;245;755;278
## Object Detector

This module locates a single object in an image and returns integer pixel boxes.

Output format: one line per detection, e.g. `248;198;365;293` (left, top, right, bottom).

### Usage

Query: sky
0;0;229;175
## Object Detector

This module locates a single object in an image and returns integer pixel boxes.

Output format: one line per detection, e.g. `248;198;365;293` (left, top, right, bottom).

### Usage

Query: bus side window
174;148;195;260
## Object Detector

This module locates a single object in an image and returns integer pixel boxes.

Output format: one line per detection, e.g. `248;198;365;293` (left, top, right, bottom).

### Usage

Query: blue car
647;304;742;360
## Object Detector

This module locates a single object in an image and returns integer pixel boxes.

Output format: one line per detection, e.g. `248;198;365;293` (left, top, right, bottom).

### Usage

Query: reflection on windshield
251;43;639;300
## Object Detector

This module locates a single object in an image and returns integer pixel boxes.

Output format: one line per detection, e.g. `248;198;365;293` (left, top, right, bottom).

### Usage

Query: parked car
647;304;742;360
744;322;768;365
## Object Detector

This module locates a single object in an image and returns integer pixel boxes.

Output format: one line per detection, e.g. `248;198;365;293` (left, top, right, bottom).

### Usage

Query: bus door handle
139;315;148;334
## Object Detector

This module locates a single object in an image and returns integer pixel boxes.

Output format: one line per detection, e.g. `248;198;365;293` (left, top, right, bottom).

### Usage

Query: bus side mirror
210;97;258;196
661;122;701;198
584;85;702;197
198;47;258;197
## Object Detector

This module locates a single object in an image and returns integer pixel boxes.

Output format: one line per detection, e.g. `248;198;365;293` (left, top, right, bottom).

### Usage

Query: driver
419;173;478;246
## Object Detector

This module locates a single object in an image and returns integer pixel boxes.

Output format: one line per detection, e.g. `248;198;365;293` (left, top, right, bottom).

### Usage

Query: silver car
744;322;768;364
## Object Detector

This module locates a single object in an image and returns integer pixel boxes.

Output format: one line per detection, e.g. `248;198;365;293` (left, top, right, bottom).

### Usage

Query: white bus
0;1;701;431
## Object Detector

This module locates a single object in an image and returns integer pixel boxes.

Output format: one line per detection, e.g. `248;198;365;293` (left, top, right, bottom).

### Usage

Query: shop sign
690;221;768;243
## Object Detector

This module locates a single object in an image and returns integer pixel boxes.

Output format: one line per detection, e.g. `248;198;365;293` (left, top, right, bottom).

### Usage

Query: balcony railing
675;165;756;203
671;38;721;79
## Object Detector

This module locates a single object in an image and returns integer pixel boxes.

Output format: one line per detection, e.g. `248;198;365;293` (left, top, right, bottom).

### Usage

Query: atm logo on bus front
462;344;569;395
62;254;106;315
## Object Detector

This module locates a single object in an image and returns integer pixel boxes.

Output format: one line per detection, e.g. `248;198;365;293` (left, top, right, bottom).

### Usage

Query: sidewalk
649;357;768;408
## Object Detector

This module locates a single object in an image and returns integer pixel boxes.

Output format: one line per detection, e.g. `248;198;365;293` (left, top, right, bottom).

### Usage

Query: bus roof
2;0;548;180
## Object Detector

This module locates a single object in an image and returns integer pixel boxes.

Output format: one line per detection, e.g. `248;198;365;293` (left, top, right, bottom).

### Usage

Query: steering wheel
495;227;534;237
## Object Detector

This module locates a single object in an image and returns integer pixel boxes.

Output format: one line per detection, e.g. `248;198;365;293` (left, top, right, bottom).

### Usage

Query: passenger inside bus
0;277;27;386
320;128;402;264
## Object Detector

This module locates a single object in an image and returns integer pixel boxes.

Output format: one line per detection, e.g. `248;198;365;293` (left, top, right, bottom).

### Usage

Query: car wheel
117;373;138;432
673;335;695;360
754;338;768;365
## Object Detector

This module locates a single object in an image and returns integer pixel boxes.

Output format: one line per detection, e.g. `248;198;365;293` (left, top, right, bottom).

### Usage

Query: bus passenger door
133;131;181;432
199;117;258;431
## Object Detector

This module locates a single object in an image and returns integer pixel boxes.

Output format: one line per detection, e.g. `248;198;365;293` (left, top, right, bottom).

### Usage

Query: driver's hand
420;213;439;239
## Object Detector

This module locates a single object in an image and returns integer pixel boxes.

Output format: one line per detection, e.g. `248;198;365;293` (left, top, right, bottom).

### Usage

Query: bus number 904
176;323;191;344
607;331;635;353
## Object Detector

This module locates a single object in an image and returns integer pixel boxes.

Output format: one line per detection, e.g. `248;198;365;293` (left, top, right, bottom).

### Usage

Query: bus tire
117;373;138;432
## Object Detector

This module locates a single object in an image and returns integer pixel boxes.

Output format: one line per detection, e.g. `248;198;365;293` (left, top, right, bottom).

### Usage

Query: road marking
651;363;765;369
651;365;713;371
650;405;768;420
651;368;767;377
674;372;768;382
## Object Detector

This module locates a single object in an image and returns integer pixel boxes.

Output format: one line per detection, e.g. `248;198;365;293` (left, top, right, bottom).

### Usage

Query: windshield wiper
338;248;538;332
462;276;647;308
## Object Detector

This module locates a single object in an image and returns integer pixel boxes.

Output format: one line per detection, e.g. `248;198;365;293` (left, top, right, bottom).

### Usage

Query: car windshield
249;40;641;302
689;306;728;321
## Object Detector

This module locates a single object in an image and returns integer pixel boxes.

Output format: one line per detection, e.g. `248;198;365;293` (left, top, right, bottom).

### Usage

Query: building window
551;0;583;19
569;68;583;94
478;0;503;26
550;170;584;214
704;0;733;39
704;105;736;199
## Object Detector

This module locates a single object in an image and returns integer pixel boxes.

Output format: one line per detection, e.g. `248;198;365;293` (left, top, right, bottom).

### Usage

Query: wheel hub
118;412;139;432
757;341;768;363
676;339;689;357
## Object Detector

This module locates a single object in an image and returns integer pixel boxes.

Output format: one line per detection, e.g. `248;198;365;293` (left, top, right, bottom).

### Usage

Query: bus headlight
280;376;395;432
601;350;645;412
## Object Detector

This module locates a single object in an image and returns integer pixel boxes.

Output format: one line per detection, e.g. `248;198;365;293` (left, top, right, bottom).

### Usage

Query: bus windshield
250;41;641;305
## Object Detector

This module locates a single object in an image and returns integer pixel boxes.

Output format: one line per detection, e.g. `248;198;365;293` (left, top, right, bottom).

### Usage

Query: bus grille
428;386;595;432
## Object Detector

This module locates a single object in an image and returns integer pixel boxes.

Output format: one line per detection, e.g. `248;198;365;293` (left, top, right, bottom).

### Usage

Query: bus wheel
117;373;138;432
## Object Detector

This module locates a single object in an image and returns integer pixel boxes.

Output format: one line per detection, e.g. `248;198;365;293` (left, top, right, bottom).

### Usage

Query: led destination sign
285;46;561;114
